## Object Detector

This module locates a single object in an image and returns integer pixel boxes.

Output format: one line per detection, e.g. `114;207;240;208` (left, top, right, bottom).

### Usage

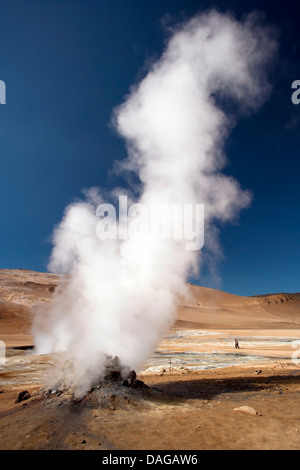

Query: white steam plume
33;10;277;398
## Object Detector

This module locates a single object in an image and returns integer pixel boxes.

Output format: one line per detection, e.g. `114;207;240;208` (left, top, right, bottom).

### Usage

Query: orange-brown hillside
0;269;299;348
178;284;300;329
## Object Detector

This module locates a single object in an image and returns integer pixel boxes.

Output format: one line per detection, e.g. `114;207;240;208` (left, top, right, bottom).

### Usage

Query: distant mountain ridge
177;284;300;329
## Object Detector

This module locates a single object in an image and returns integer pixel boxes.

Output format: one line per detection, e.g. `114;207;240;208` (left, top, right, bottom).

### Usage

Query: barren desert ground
0;269;300;450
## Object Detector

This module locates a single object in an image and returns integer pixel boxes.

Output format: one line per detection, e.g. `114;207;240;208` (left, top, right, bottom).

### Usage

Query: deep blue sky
0;0;299;296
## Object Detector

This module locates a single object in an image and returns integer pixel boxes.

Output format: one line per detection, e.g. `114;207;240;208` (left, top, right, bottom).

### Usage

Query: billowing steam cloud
33;10;277;397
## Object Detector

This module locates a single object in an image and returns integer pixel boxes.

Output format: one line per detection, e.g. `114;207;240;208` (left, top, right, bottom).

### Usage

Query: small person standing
235;338;240;349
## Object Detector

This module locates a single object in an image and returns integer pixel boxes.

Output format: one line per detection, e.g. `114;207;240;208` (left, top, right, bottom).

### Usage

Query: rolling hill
0;269;299;348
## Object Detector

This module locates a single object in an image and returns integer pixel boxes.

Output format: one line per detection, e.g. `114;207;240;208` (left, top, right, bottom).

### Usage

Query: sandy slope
0;270;300;348
0;269;64;347
178;284;300;329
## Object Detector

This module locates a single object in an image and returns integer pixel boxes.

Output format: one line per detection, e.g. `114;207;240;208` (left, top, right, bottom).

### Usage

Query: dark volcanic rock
15;390;31;403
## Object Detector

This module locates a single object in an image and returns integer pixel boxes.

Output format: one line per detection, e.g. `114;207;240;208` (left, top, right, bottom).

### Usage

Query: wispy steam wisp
33;10;277;397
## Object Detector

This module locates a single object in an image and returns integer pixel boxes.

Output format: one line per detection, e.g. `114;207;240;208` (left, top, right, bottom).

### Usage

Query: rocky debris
104;368;121;381
99;355;148;390
122;369;137;386
263;294;295;305
105;363;146;391
234;406;262;416
254;369;263;375
159;365;190;376
44;387;65;398
103;355;129;381
15;390;31;403
178;366;190;374
43;354;148;406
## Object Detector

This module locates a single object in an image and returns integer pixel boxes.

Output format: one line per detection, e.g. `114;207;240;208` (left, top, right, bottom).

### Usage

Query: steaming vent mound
42;355;151;410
